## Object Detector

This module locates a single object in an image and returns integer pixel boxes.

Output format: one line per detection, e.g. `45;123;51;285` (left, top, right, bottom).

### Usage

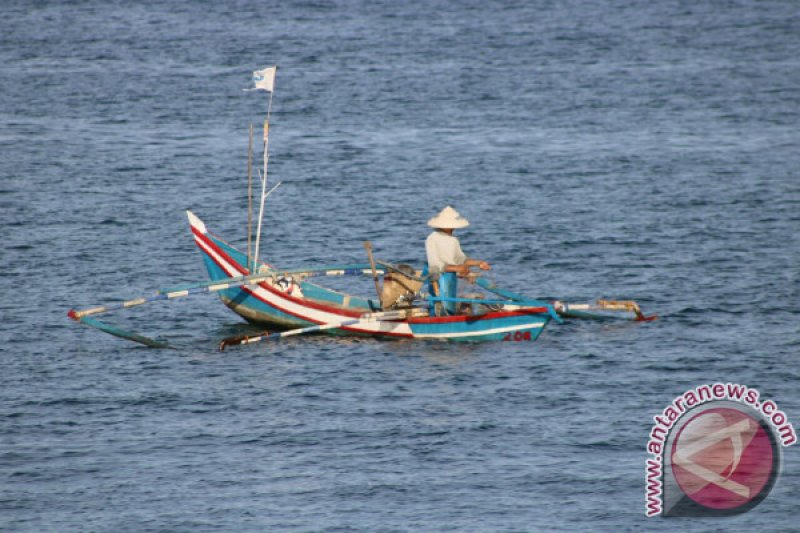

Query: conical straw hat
427;206;470;229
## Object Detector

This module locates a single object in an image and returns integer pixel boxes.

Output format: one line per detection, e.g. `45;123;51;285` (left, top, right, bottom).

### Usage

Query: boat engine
381;264;423;309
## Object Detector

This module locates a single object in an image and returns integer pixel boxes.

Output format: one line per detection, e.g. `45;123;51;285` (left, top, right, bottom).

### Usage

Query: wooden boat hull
188;211;549;342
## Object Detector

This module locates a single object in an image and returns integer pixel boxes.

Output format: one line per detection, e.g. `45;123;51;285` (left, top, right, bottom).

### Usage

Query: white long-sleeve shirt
425;230;467;274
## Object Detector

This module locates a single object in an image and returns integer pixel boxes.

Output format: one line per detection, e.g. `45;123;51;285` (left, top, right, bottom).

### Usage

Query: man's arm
443;258;491;277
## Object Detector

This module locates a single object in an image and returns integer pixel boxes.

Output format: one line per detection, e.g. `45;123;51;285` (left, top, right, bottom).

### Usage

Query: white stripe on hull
413;322;545;340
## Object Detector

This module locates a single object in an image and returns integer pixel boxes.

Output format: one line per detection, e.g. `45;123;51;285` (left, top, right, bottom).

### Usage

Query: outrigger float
68;67;654;349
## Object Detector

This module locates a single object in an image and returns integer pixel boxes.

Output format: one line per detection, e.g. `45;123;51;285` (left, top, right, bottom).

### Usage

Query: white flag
252;66;276;92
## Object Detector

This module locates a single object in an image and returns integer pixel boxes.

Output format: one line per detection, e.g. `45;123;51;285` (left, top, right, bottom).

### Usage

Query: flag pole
246;123;254;272
252;66;276;274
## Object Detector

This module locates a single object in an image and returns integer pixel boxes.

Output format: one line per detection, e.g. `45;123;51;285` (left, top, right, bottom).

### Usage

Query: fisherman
425;206;491;314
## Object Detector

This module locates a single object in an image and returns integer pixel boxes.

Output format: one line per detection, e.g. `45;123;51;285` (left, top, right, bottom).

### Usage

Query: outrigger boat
187;211;556;347
68;66;653;349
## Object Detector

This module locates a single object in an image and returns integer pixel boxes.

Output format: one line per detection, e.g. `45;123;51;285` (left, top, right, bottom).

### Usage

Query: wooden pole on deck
363;241;382;304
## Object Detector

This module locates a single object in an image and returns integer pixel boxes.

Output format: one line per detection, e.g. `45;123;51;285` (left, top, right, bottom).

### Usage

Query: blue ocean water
2;0;798;530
